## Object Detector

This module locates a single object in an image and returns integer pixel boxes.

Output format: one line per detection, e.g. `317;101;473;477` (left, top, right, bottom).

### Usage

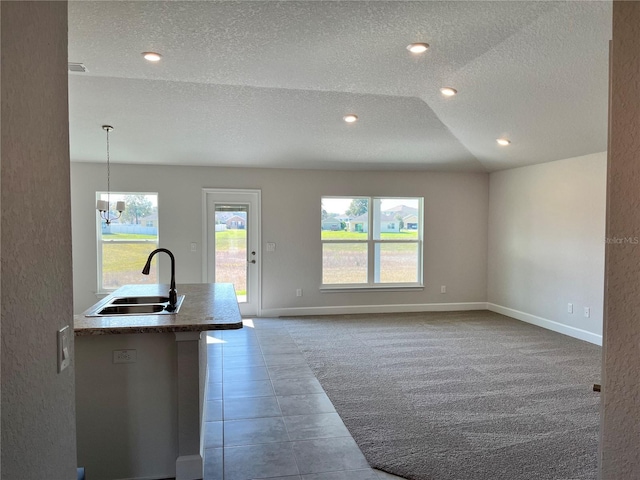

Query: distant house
139;212;158;228
379;212;398;232
384;204;418;216
225;215;246;229
402;214;418;230
321;216;342;231
383;205;419;230
105;211;158;236
348;212;398;233
348;213;368;233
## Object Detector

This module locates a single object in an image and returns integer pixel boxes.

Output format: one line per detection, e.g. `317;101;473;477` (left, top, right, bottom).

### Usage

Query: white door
203;189;261;316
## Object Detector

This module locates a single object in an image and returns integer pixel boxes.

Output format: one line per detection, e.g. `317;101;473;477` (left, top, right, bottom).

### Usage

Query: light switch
190;242;197;252
57;325;71;373
266;242;276;252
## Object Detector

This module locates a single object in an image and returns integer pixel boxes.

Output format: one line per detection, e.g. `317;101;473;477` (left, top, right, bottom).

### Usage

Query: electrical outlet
584;307;591;318
296;288;303;297
440;285;446;294
568;303;573;314
266;242;276;252
113;349;137;364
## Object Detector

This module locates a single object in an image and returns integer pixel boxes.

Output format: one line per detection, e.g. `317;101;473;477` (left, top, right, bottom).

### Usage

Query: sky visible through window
98;192;158;207
322;197;419;215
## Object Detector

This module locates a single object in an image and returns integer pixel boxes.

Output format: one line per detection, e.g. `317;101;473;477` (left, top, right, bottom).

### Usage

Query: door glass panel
214;205;248;302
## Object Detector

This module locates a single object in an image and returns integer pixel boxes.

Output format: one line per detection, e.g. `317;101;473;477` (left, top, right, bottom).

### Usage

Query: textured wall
1;3;77;480
601;2;640;477
1;3;3;478
488;152;607;343
71;163;489;315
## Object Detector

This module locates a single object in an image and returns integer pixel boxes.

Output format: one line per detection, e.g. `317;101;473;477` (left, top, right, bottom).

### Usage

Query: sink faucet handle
142;248;178;311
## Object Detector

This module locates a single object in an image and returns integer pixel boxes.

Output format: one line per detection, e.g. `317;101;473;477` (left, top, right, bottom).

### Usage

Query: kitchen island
75;283;242;480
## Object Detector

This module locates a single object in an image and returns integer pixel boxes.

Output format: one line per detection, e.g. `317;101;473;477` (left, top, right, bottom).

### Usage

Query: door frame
201;188;262;316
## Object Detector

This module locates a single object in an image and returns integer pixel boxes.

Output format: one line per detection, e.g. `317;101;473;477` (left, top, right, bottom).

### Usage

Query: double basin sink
85;294;185;317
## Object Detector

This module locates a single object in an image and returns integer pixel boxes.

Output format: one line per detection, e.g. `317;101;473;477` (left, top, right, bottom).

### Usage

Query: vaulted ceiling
68;1;612;172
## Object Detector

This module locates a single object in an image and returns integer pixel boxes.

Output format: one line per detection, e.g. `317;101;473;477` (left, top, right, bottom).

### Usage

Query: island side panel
75;333;179;480
200;333;208;439
175;331;204;480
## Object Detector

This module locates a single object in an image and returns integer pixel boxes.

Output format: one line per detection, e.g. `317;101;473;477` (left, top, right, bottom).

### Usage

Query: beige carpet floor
255;310;602;480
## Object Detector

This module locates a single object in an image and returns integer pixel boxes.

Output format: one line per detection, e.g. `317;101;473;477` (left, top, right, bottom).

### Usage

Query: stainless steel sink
84;294;185;317
111;296;170;305
99;304;166;315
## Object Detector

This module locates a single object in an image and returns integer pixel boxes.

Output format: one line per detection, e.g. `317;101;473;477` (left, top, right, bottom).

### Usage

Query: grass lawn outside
215;229;248;296
101;233;159;289
102;233;157;240
102;228;418;292
101;230;250;294
321;230;419;240
322;241;419;284
102;243;158;289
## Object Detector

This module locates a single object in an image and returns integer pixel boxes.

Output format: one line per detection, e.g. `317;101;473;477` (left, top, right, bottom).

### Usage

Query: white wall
71;163;489;316
487;152;606;344
1;2;77;479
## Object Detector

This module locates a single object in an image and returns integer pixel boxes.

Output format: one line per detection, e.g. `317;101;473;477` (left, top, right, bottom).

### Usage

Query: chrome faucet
142;248;178;312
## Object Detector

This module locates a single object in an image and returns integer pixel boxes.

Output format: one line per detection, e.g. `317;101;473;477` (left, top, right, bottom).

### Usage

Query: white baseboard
487;303;602;346
260;302;488;318
260;302;602;346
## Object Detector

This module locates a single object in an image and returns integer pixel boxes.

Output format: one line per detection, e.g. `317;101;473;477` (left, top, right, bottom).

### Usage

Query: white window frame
96;191;159;294
321;196;424;291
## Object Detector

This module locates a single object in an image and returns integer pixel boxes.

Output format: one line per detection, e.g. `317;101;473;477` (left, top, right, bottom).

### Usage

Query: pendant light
96;125;125;224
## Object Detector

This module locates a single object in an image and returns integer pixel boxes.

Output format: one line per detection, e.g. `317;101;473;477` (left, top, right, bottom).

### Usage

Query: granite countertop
75;283;243;336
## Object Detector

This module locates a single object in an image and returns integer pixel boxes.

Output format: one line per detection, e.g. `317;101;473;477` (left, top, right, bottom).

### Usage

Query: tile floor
203;319;404;480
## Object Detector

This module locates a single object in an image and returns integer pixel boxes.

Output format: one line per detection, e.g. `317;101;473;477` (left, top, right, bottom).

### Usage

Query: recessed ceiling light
343;114;358;123
142;52;162;62
440;87;457;97
407;43;429;54
496;138;511;146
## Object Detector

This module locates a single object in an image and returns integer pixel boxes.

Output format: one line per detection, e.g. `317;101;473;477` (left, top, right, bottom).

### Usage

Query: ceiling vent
68;62;88;73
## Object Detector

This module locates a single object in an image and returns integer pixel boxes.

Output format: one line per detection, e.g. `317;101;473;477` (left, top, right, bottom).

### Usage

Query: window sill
320;284;424;293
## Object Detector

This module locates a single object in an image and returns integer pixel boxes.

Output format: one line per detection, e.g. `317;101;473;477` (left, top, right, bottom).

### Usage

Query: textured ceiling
68;1;612;172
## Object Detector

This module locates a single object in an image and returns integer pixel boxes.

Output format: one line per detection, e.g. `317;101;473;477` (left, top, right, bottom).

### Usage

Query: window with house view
321;197;423;287
96;192;159;292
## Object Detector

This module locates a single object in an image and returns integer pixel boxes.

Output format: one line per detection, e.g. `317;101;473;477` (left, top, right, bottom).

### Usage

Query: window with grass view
97;192;159;292
321;197;423;286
